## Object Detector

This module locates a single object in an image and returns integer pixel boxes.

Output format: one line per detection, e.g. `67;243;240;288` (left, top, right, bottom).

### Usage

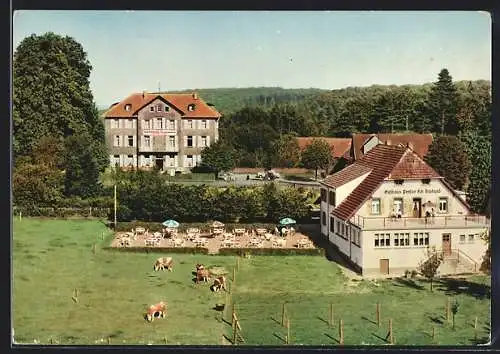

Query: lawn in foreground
13;218;237;345
226;257;491;346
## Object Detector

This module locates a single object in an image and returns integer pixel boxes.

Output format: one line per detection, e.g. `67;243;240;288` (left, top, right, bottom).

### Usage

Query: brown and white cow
211;276;227;292
145;301;167;322
153;257;173;272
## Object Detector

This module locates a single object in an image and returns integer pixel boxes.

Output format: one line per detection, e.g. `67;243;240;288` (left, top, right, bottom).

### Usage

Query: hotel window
439;197;448;213
156;104;162;112
422;179;431;184
150;106;154;112
394;233;400;246
321;212;326;226
424;233;429;245
341;223;344;236
169;136;175;148
329;191;336;207
371;198;381;215
125;104;131;111
336;221;340;234
144;135;151;148
164;106;170;112
468;234;475;243
127;119;134;128
187;120;194;129
187;136;193;147
127;155;134;166
402;233;410;246
113;155;120;167
143;119;151;130
374;234;380;247
155;118;163;129
384;233;390;247
413;232;429;246
111;119;119;128
459;235;466;243
127;136;134;147
321;189;327;202
169;156;175;167
201;120;207;129
393;198;403;215
201;136;207;147
168;120;175;130
114;135;121;147
188;104;195;111
330;217;335;232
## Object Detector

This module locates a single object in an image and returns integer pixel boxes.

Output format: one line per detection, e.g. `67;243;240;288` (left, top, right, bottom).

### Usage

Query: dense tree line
113;170;313;223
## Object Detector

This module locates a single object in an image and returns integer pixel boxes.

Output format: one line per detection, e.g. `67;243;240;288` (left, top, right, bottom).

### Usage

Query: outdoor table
255;228;267;235
135;227;146;235
222;240;234;248
187;228;200;234
234;228;246;236
223;233;235;240
153;232;162;238
264;233;273;241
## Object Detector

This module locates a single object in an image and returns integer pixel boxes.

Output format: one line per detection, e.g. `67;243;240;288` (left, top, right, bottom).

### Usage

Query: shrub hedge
217;248;324;256
102;247;209;255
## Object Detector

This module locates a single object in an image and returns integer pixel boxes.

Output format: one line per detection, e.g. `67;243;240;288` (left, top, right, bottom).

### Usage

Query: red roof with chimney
103;92;221;119
330;144;446;221
296;137;352;159
352;133;433;160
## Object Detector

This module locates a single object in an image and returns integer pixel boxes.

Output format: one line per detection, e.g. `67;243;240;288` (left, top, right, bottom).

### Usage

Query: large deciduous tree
199;140;237;178
424;136;471;191
301;138;334;180
13;32;107;171
273;133;301;168
426;69;460;135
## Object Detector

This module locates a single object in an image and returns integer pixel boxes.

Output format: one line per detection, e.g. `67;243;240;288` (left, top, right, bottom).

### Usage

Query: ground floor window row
329;217;360;246
374;232;429;247
109;154;201;168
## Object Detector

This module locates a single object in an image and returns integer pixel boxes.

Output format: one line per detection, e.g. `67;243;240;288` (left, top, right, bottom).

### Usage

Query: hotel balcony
351;214;490;230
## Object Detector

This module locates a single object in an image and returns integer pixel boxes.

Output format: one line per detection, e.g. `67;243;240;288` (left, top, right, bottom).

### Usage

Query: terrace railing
351;214;490;230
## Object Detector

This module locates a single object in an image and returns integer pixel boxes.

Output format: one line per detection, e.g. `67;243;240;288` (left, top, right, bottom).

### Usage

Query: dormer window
394;179;404;185
149;106;154;112
422;178;430;184
156;104;162;112
125;104;131;111
164;106;170;112
188;104;195;112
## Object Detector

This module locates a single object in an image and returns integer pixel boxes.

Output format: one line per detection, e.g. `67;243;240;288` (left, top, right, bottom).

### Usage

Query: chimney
192;92;198;100
386;139;391;146
142;90;147;98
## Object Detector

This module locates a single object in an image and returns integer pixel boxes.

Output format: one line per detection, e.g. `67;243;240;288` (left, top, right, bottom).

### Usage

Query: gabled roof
331;144;443;221
296;137;352;159
352;133;433;160
103;92;221;119
321;163;372;189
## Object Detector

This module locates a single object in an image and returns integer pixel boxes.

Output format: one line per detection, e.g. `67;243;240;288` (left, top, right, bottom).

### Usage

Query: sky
13;10;491;108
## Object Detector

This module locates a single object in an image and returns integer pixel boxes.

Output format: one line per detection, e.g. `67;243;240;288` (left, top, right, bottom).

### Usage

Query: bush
102;247;209;255
411;270;418;278
218;248;324;256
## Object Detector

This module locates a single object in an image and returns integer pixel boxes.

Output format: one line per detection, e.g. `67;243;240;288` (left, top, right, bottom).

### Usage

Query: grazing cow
145;301;167;322
211;276;227;292
195;263;205;271
196;268;211;284
153;257;173;272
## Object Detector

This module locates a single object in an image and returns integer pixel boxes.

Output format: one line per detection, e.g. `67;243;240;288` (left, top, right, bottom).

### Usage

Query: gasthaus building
319;143;489;277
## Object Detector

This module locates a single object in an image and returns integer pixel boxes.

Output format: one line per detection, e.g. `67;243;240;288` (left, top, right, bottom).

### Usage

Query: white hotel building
319;143;490;277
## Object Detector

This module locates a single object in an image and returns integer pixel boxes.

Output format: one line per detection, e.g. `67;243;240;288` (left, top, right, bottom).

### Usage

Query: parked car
217;172;236;181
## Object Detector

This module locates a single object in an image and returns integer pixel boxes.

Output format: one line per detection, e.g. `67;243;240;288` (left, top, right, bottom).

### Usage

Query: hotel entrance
442;233;452;256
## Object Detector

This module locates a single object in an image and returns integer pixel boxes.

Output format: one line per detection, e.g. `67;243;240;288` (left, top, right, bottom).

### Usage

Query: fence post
286;319;290;344
19;211;22;221
339;319;344;345
474;316;478;341
281;303;286;326
388;319;394;344
446;298;451;323
376;302;381;327
233;267;236;283
431;326;435;343
329;303;334;327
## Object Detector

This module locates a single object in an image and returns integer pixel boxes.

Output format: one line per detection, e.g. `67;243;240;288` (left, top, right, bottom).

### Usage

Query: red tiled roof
296;137;352;159
321;163;372;188
103;92;221;119
331;144;443;221
352;133;433;160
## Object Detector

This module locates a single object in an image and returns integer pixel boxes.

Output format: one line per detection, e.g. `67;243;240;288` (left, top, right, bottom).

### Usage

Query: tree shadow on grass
434;277;490;299
222;334;233;345
361;316;377;325
393;277;425;290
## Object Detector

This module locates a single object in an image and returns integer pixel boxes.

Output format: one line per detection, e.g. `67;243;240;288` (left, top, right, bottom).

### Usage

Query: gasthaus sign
384;188;441;195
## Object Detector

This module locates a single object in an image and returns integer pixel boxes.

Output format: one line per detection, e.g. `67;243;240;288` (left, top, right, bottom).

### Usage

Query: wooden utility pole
114;185;117;229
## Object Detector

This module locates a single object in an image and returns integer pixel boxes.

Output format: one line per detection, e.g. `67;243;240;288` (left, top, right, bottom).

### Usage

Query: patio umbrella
162;219;180;228
211;220;225;228
279;217;296;226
